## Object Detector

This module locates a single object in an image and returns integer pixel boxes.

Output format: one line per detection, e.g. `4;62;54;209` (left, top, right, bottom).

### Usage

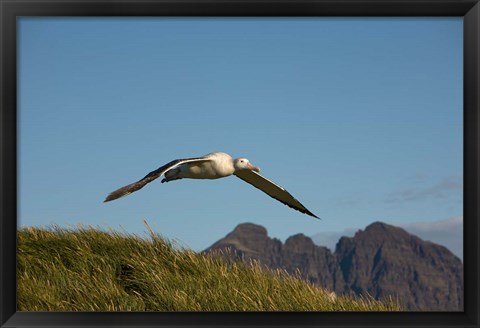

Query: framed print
1;0;479;327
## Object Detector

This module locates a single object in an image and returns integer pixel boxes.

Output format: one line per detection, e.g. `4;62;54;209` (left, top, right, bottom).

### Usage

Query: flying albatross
104;152;319;219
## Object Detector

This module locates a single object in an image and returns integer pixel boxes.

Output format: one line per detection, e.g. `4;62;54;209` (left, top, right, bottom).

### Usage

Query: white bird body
105;151;319;219
172;152;235;180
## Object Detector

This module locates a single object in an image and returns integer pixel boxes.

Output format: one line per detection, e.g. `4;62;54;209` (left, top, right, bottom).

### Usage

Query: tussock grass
17;223;402;311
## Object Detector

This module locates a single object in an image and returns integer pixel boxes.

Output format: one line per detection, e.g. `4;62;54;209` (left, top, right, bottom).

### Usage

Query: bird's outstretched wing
104;157;211;202
234;169;319;219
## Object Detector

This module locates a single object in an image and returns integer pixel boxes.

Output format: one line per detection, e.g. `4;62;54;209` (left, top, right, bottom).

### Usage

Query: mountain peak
365;221;393;230
285;233;316;250
347;221;412;244
231;222;267;237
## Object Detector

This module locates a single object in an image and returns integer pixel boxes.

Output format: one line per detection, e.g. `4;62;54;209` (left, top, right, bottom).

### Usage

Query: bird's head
234;158;261;173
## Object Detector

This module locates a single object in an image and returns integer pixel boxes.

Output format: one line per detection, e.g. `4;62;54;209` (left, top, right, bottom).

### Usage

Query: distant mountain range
204;221;463;311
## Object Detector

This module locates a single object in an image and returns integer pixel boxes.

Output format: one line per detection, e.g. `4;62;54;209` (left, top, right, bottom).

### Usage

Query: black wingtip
309;212;321;220
302;208;320;220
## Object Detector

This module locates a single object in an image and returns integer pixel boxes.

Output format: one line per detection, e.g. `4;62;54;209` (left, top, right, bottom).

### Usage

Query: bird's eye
241;160;244;163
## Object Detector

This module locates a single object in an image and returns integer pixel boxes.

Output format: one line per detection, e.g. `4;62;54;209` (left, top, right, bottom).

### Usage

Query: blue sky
18;17;463;253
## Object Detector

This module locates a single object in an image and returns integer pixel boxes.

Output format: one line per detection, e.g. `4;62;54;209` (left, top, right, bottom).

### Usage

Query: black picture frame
1;0;478;327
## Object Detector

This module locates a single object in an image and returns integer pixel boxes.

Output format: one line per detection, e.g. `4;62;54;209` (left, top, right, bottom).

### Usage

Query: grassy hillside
17;223;402;311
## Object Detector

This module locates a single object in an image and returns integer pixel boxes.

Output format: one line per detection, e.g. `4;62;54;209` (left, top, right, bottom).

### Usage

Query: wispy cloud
335;193;366;208
399;216;462;232
385;176;462;204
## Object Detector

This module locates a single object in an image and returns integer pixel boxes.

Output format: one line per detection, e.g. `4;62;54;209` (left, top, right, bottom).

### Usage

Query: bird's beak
247;162;261;172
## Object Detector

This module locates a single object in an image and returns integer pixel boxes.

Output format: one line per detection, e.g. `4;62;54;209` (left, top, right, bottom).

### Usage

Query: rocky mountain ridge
205;221;463;311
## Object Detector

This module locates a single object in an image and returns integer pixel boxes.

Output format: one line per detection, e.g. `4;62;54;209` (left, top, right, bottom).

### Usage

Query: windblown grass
17;222;402;311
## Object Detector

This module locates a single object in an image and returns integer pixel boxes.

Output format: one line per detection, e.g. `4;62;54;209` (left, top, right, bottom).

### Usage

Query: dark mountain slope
205;221;463;311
